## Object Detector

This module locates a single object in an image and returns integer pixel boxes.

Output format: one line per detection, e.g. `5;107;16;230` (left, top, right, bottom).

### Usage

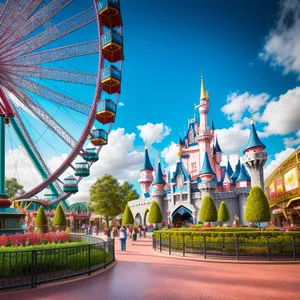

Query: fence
0;235;115;290
152;233;300;261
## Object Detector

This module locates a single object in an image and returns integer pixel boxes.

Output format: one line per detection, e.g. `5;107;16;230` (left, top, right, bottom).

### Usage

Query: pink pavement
1;235;300;300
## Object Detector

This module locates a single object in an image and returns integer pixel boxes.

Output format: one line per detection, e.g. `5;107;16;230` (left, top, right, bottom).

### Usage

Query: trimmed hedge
0;241;111;277
218;201;230;223
148;201;163;225
200;196;217;223
153;230;300;255
122;204;134;225
34;206;48;232
53;203;67;227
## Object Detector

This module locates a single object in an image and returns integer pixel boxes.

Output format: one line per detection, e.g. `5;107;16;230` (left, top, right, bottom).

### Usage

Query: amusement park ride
0;0;123;234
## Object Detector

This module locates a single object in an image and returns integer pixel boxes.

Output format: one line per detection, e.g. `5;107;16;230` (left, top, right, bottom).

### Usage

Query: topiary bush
244;186;271;227
148;201;163;227
122;204;134;225
200;196;217;224
34;206;48;233
53;203;67;230
218;201;230;223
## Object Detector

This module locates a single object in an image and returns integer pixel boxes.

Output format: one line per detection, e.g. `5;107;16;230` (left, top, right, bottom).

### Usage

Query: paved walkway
2;235;300;300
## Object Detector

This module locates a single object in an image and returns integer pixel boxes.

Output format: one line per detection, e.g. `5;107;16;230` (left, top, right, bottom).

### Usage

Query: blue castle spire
236;163;251;183
153;158;166;185
226;156;234;177
231;159;241;183
215;136;222;153
141;146;153;171
200;152;216;176
244;117;265;153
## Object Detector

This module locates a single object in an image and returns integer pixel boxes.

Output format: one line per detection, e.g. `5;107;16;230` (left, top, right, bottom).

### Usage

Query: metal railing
0;235;115;290
153;233;300;261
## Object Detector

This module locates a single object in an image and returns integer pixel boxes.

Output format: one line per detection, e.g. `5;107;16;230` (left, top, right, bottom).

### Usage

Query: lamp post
194;210;197;225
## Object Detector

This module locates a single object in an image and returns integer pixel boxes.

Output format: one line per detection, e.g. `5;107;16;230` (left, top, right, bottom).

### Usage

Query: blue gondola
98;0;122;28
63;175;78;193
82;148;99;162
101;66;121;94
75;162;90;177
101;30;123;62
90;129;108;146
96;99;116;124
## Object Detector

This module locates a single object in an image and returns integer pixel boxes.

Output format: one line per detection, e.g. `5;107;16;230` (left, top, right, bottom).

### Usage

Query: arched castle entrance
135;213;142;225
172;205;193;227
144;208;149;225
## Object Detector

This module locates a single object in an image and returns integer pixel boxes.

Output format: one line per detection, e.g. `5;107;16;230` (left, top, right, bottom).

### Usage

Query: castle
128;75;268;226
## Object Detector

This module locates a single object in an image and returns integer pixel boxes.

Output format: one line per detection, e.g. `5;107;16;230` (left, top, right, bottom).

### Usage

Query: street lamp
167;209;171;227
194;210;197;225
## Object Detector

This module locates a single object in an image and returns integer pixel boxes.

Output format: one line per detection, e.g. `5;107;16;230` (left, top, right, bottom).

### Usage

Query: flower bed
0;232;70;247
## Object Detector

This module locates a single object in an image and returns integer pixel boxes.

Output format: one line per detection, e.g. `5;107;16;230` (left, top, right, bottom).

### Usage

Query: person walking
119;226;127;251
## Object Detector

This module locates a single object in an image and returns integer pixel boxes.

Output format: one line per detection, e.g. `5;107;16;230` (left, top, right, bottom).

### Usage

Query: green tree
218;201;230;224
122;204;134;225
148;201;163;227
244;186;271;229
120;181;139;203
5;177;25;199
34;206;48;232
200;196;218;224
53;203;67;227
89;174;125;226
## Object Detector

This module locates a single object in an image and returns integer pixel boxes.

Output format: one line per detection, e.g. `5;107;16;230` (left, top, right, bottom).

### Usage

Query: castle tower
214;135;223;182
195;73;214;171
152;157;166;220
243;115;267;190
198;151;216;199
138;145;153;197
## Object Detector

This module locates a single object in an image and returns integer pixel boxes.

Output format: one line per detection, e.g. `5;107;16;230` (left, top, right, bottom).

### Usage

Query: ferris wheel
0;0;123;211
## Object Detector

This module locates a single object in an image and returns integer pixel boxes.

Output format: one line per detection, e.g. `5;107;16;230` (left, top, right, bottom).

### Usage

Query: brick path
2;235;300;300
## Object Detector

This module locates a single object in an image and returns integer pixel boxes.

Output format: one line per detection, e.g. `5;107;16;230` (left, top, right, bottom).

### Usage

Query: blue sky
3;0;300;200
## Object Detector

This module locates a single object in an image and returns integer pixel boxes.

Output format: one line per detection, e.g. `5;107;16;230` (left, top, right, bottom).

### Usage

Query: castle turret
152;157;166;222
236;163;251;188
223;154;233;191
177;136;184;156
231;157;241;184
198;151;216;199
138;146;153;197
195;73;214;172
243;115;267;190
215;136;222;164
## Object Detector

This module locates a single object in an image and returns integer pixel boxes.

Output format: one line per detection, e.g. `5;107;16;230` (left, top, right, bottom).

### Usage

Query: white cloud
221;154;240;169
259;0;300;77
161;142;178;173
118;102;125;107
215;124;251;154
137;122;171;145
283;129;300;147
264;148;295;179
261;87;300;135
221;92;269;121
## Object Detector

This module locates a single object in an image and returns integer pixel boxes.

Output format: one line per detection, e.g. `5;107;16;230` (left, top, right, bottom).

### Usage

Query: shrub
34;206;48;232
200;196;217;223
218;201;230;223
148;201;163;226
122;204;134;225
244;186;271;225
53;203;67;227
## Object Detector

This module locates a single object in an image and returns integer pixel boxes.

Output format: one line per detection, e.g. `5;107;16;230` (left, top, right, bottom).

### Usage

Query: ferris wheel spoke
0;0;42;44
12;66;97;86
2;86;77;149
9;41;99;66
6;97;63;195
0;0;28;36
0;4;4;16
5;6;96;60
0;0;72;54
10;75;91;115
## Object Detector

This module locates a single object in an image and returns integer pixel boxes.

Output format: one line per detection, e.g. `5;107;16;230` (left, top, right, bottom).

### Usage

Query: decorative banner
284;167;298;192
269;182;276;199
276;177;284;195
